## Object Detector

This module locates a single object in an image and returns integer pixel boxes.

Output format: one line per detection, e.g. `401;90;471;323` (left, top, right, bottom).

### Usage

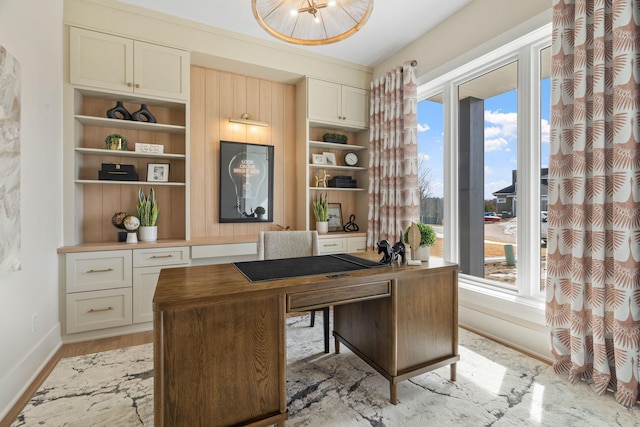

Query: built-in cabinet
64;247;190;334
69;27;189;100
307;78;370;129
297;78;371;242
66;27;189;245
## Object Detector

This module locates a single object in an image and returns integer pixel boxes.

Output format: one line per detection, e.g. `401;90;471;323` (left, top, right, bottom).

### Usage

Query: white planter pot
415;245;430;261
316;221;328;234
138;226;158;242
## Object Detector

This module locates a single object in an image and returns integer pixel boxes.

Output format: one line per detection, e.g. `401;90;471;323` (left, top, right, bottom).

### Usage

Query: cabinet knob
135;83;140;88
127;82;132;87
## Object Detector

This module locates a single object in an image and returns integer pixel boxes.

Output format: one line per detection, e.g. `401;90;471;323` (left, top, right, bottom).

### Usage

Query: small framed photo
147;162;170;182
323;152;337;166
328;203;343;232
312;153;326;165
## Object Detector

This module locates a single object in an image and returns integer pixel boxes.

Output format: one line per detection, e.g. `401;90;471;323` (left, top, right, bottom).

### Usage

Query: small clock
344;151;359;166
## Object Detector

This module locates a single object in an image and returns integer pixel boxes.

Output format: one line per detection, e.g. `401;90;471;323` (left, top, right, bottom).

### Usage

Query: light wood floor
0;331;153;427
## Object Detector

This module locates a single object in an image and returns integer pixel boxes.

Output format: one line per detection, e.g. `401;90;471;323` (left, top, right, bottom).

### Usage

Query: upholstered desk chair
257;230;330;353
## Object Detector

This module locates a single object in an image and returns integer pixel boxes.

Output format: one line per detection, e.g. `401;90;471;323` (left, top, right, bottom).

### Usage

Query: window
418;27;551;299
417;93;445;257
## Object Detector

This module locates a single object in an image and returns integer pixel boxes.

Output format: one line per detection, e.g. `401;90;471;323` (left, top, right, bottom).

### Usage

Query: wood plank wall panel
190;66;297;240
79;98;186;242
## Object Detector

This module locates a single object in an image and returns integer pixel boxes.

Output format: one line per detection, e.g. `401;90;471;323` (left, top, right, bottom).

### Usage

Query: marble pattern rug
14;316;639;426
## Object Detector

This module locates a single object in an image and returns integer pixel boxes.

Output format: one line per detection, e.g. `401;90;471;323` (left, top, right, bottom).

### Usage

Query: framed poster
219;141;274;223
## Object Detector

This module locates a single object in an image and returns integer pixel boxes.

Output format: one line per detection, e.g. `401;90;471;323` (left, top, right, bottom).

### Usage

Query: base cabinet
63;246;189;335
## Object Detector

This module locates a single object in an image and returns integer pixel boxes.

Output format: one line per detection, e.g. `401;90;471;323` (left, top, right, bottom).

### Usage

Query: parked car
484;212;501;222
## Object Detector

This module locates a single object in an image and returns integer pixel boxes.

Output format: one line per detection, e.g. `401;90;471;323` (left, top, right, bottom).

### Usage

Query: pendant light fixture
252;0;373;46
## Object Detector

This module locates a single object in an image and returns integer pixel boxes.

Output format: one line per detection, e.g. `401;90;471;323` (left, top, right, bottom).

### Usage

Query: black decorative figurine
131;104;157;123
106;101;131;120
377;234;406;265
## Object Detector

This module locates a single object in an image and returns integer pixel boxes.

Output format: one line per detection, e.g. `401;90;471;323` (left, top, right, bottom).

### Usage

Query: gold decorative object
315;169;330;187
252;0;373;45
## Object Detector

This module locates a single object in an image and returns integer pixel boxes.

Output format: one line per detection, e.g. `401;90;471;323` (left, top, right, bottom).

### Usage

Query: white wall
0;0;63;419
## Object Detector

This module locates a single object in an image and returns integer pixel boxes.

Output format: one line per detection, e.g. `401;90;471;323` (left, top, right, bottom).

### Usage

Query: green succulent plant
312;192;329;222
254;206;266;215
137;188;159;226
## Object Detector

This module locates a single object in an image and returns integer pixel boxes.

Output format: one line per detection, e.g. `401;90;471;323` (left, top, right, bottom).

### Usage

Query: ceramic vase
316;221;329;235
106;101;131;120
131;104;157;123
138;226;158;242
415;246;430;261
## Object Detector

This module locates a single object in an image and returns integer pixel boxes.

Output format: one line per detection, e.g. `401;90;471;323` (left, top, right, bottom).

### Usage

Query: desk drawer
133;246;190;267
66;288;132;333
318;238;347;254
288;281;390;311
66;250;132;293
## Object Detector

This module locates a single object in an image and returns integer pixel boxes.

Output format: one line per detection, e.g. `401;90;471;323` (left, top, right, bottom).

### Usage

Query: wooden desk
153;254;459;426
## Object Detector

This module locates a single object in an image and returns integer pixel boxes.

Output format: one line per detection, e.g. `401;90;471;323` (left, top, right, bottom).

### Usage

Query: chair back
257;231;319;260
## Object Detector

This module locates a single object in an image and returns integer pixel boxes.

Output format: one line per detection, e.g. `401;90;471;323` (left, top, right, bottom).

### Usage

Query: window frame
418;25;551;302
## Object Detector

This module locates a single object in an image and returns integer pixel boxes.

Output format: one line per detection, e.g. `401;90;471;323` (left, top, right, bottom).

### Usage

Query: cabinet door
133;264;186;323
308;79;341;125
134;41;189;100
69;27;133;93
341;85;370;129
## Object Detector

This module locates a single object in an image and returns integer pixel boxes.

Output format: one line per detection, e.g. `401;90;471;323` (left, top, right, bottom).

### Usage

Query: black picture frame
328;203;343;232
219;141;274;223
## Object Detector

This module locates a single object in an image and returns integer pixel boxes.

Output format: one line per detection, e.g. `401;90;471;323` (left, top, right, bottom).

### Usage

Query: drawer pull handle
325;244;339;247
86;268;113;273
87;306;113;313
150;254;173;259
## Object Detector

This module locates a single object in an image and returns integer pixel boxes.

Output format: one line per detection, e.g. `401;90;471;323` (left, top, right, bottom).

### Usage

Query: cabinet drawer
66;250;132;293
133;246;190;267
288;281;390;311
347;237;367;253
318;238;347;254
66;288;132;333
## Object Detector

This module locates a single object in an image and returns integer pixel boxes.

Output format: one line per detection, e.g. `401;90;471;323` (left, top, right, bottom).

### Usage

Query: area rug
13;317;638;426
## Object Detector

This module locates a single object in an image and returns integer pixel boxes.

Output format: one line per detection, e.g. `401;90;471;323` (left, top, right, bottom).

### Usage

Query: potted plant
104;133;128;151
137;187;159;242
322;133;348;144
254;206;266;219
403;222;436;260
312;192;329;234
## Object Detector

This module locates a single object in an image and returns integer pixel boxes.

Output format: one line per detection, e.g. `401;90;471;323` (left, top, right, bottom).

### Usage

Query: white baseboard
0;322;61;422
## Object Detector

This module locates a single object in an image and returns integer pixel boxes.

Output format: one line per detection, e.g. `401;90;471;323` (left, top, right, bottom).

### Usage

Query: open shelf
309;187;366;192
75;115;186;134
75;147;186;160
309;164;366;172
309;140;367;151
75;179;186;186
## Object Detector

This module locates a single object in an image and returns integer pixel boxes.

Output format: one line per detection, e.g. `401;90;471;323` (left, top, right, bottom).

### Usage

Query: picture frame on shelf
323;152;337;166
312;153;326;165
147;162;170;182
328;203;343;232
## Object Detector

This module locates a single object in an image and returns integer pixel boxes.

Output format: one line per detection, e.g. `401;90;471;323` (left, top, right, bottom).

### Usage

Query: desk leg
334;335;340;354
323;307;330;353
390;383;398;405
451;362;457;381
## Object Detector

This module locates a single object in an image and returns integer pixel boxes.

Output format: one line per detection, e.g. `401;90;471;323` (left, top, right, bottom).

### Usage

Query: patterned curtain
367;61;419;248
546;0;640;407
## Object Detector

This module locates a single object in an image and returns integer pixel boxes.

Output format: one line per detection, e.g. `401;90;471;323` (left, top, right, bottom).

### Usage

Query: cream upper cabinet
308;78;369;129
69;27;189;101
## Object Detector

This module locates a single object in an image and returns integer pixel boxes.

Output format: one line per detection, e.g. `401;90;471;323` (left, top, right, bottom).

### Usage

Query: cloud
419;152;431;161
485;165;494;174
418;123;431;132
485;110;518;138
540;118;550;144
485;137;509;152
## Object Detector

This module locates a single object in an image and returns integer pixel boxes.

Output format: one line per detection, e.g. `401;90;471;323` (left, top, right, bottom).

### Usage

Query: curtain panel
367;62;419;248
546;0;640;407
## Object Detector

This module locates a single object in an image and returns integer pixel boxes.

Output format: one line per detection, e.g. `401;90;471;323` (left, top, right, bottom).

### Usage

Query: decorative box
328;175;356;188
98;163;139;181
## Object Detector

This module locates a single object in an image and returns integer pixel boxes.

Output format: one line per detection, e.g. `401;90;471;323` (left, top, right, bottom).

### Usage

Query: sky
417;78;551;199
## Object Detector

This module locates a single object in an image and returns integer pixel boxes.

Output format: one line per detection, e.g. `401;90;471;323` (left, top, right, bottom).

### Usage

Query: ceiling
118;0;473;68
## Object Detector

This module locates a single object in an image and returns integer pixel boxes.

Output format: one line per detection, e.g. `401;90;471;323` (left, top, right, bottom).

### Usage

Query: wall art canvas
0;45;21;274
